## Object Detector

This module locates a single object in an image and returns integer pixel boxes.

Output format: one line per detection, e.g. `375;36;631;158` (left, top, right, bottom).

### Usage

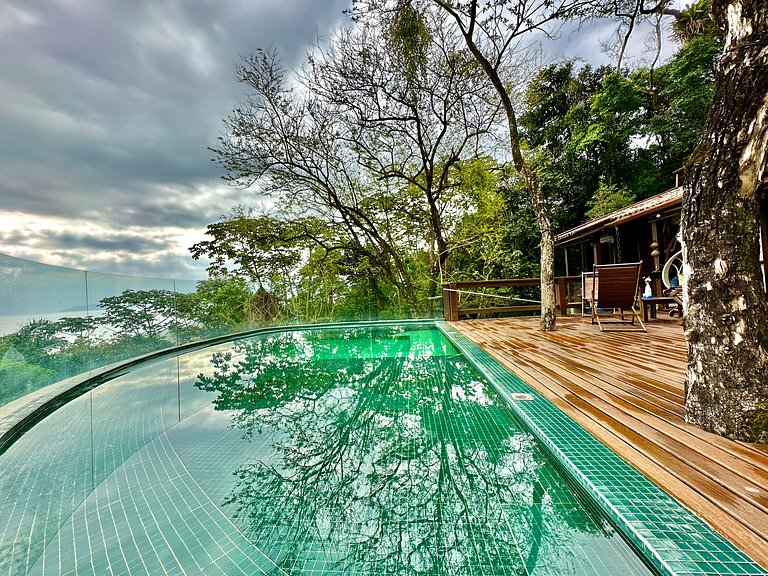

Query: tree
190;207;414;319
585;182;635;219
98;289;177;343
448;158;539;281
573;73;645;188
520;62;610;230
520;23;719;232
383;0;596;330
190;208;305;289
211;10;498;314
0;320;67;404
185;278;257;330
681;0;768;441
644;23;720;173
308;11;499;297
213;47;423;312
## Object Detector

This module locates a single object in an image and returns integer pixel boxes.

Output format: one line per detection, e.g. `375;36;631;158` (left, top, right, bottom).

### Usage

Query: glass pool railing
0;253;442;409
0;253;209;407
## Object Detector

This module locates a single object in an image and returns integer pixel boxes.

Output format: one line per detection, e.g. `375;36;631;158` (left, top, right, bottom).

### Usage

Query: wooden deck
453;316;768;569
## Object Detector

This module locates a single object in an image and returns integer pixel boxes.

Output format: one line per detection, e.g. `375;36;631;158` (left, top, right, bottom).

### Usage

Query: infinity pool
0;325;656;575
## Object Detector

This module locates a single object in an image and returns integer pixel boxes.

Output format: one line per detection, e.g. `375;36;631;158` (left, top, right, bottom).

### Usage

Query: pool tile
438;320;768;576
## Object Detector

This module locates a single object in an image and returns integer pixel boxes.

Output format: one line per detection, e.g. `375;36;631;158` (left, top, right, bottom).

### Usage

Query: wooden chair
589;262;646;332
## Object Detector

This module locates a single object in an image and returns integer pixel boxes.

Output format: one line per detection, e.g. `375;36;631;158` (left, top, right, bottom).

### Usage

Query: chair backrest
592;262;642;309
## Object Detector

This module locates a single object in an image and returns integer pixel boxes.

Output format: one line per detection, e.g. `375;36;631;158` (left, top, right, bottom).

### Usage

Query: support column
556;277;567;316
443;283;459;321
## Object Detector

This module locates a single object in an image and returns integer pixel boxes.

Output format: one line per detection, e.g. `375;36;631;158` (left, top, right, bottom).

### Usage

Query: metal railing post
442;284;457;321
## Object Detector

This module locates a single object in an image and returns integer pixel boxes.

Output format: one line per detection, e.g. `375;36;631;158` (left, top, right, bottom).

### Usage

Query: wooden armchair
589;262;646;332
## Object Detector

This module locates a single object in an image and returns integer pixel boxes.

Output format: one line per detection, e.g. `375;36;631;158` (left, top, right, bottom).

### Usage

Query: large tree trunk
498;81;557;332
682;0;768;442
525;170;557;331
539;218;557;331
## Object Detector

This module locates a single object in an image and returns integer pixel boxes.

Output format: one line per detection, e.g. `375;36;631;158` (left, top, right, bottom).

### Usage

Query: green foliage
0;281;266;405
521;28;720;232
648;33;721;164
189;208;306;290
585;182;636;219
188;278;256;330
672;0;718;42
571;73;645;189
99;289;176;342
387;1;431;90
447;160;540;299
0;320;88;405
0;357;56;404
520;62;610;231
8;319;69;360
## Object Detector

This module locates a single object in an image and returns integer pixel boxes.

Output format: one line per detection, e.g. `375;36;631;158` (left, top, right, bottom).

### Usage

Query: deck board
453;316;768;569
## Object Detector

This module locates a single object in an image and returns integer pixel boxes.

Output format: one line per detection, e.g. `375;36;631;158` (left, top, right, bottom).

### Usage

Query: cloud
0;211;209;279
39;231;167;253
0;0;349;278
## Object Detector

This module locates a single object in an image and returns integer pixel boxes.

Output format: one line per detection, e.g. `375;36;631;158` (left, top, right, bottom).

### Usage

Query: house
555;175;768;295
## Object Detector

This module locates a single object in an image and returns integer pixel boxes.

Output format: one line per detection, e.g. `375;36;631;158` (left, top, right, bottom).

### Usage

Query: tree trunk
425;184;450;301
538;215;557;331
682;0;768;442
438;0;558;331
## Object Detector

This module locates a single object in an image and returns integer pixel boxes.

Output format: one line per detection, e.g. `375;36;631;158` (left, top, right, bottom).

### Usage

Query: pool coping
436;320;768;576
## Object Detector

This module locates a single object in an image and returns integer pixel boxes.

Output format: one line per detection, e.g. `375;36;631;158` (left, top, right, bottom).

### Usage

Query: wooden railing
442;276;582;321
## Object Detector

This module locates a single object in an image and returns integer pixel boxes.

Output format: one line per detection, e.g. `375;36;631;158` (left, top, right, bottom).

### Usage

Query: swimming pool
0;322;764;575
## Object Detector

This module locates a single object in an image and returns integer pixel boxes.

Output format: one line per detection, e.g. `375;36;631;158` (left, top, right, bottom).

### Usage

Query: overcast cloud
0;0;679;280
0;0;350;279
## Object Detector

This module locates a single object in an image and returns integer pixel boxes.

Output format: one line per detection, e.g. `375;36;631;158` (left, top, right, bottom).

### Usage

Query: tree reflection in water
195;327;630;575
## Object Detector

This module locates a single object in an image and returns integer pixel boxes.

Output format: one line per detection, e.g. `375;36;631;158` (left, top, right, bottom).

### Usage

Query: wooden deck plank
453;316;768;569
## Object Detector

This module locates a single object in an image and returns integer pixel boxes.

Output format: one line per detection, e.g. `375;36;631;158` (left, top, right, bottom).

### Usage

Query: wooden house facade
555;178;768;296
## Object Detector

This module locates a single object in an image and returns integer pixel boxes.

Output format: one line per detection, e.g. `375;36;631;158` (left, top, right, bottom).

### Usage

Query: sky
0;0;679;281
0;0;351;280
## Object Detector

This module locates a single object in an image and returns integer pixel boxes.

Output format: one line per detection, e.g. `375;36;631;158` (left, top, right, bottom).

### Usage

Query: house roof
555;186;683;246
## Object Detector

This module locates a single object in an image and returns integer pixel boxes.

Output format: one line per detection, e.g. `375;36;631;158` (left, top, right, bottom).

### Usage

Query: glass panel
0;254;88;405
86;271;177;364
0;250;424;411
173;278;203;344
0;254;239;409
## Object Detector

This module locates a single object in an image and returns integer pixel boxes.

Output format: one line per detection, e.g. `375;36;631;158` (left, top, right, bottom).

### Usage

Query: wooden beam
556;277;567;316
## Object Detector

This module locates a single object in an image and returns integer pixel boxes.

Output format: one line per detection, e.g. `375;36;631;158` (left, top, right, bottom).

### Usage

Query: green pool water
0;325;656;575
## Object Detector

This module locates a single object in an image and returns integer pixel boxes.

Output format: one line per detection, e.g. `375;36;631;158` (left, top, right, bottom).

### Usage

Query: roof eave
555;186;683;246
